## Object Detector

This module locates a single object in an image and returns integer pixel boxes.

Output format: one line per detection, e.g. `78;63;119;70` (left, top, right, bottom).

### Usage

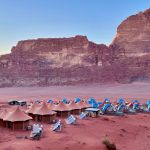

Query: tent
48;102;55;110
85;108;100;118
88;98;96;105
0;109;9;127
76;101;91;111
26;102;40;120
68;101;81;115
104;98;110;103
117;99;125;104
75;98;81;103
33;101;57;123
61;98;68;104
147;100;150;105
132;100;139;103
3;107;32;130
47;100;53;103
52;102;71;117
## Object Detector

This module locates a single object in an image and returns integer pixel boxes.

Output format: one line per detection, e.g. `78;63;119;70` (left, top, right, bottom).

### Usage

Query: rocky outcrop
112;9;150;56
110;8;150;82
0;36;114;87
1;8;150;87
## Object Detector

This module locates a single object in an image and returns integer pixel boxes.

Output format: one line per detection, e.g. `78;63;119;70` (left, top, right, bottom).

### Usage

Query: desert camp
1;1;150;150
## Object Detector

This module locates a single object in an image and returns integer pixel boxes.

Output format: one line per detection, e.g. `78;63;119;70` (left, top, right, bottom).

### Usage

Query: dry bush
102;137;117;150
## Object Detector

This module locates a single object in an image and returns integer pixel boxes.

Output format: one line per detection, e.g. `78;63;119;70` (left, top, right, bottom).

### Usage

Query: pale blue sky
0;0;150;54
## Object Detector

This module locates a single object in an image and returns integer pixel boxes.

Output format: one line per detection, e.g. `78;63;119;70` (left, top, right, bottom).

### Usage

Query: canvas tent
0;109;9;127
3;107;32;130
76;101;90;111
68;101;81;115
33;101;57;123
52;102;71;117
26;102;40;120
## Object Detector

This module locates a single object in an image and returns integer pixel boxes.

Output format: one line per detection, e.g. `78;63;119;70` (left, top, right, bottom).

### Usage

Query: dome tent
76;100;91;111
0;109;9;127
26;102;40;120
33;101;57;123
68;101;81;115
52;102;71;117
3;107;32;130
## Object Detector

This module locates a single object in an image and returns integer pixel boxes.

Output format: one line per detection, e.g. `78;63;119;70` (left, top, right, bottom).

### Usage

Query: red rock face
0;36;114;87
110;8;150;82
0;8;150;87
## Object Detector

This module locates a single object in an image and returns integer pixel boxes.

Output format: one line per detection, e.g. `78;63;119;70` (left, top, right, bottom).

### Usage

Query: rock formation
112;9;150;56
111;8;150;82
0;36;114;87
0;8;150;87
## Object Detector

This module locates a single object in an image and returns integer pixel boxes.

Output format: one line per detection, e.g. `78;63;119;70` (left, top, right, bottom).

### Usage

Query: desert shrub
102;137;117;150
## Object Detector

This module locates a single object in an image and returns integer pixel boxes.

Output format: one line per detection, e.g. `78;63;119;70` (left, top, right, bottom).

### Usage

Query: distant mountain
0;8;150;87
110;8;150;82
0;36;112;87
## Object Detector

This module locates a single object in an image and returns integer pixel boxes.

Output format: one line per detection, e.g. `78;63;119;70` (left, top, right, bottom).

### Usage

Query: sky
0;0;150;55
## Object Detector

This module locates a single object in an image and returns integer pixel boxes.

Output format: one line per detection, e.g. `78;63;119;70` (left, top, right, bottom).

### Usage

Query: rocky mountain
111;8;150;82
0;36;114;87
112;9;150;55
0;8;150;87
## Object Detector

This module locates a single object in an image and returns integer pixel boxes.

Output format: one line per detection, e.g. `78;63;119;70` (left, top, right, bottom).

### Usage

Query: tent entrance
37;115;42;122
6;121;13;128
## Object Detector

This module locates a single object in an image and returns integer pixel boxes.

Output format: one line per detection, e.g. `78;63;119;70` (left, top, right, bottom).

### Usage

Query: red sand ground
0;82;150;150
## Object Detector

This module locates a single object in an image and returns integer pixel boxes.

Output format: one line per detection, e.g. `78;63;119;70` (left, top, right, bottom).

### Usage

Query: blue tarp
47;100;53;103
117;99;125;104
146;100;150;105
92;102;99;108
132;100;139;103
88;98;96;105
104;98;110;102
75;98;81;103
88;98;102;108
133;103;139;110
61;98;68;104
117;103;125;111
102;103;111;112
97;102;103;105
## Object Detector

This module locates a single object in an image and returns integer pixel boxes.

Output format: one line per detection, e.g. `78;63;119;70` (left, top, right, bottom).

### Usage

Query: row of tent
27;100;90;119
46;97;150;115
47;97;150;109
0;100;90;130
0;97;150;130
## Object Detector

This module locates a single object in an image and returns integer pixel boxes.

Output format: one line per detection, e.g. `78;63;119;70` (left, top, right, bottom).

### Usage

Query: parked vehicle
8;100;27;106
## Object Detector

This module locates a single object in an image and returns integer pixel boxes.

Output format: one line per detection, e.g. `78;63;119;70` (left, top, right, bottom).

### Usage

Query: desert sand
0;82;150;150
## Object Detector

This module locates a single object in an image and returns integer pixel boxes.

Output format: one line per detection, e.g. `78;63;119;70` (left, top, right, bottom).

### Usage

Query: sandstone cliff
110;8;150;82
0;36;114;87
112;9;150;56
0;8;150;87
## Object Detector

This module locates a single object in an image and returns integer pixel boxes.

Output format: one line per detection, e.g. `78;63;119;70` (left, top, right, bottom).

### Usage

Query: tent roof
26;102;40;114
0;109;9;119
76;101;90;109
48;102;55;110
3;107;32;122
53;102;71;111
68;101;81;110
33;101;56;115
